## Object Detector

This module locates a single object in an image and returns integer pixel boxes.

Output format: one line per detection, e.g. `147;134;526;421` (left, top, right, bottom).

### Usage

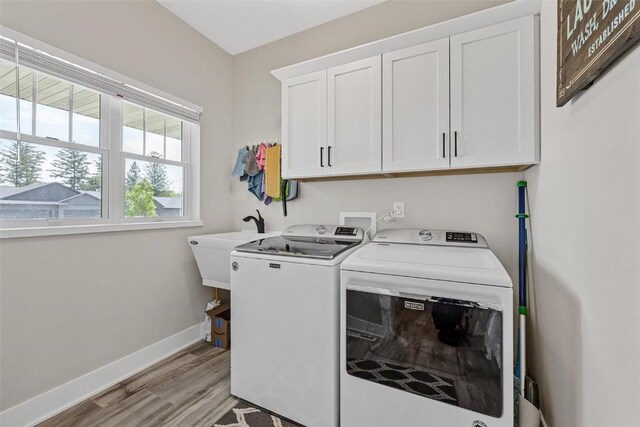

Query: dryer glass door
346;286;503;418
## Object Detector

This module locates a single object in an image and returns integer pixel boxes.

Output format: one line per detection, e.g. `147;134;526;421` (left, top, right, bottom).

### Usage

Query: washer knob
418;230;433;241
316;225;327;235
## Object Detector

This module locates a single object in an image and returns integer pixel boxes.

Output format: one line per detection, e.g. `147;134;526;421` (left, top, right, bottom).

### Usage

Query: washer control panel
282;224;365;241
374;229;488;248
446;232;478;243
418;230;433;241
335;227;358;236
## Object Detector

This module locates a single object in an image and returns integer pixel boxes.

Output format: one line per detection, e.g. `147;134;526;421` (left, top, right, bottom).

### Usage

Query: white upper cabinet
281;70;327;178
382;39;450;172
327;57;382;175
450;16;538;168
275;2;540;179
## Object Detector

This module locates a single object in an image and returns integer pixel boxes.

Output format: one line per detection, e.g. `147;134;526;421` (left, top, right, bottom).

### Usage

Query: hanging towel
247;170;264;200
244;145;260;176
256;143;268;170
265;145;282;198
231;147;249;177
262;173;276;205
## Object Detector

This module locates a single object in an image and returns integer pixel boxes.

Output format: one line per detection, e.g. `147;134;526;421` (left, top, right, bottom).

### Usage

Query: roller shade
0;37;200;123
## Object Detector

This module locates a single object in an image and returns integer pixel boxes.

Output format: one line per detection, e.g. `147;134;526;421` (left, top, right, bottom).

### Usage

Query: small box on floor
206;302;230;349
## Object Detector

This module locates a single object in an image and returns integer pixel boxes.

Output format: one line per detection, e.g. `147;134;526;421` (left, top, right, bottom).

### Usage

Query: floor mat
213;400;302;427
346;358;459;405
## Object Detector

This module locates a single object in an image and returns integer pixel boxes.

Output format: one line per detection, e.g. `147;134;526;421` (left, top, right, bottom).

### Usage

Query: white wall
526;1;640;426
0;0;233;410
5;1;637;424
230;1;521;291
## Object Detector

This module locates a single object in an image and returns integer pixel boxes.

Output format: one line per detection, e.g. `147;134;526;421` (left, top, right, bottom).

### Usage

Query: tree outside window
0;140;45;186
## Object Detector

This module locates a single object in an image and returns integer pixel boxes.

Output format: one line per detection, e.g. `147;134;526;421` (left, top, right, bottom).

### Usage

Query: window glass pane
0;61;17;132
123;102;143;154
125;158;182;218
1;63;34;134
19;67;34;135
0;138;102;220
165;116;182;161
36;73;70;141
72;85;100;147
145;109;164;158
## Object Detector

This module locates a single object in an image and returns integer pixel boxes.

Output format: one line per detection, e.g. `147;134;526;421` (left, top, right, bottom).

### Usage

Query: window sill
0;220;204;239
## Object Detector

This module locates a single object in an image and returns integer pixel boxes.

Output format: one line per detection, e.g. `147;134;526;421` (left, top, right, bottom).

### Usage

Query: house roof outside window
0;183;181;219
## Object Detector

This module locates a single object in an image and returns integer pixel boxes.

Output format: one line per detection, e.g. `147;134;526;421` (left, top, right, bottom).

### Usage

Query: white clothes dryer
340;229;513;427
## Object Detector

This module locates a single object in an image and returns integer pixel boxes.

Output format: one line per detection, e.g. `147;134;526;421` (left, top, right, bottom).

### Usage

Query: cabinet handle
442;133;446;158
320;147;324;167
454;131;458;157
328;146;332;167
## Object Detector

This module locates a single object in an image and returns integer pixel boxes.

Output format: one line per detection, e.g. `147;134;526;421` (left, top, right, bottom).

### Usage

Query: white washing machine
340;229;513;427
230;224;366;427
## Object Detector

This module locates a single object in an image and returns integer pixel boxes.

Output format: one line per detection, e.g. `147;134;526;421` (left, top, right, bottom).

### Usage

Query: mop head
514;375;521;427
514;375;542;427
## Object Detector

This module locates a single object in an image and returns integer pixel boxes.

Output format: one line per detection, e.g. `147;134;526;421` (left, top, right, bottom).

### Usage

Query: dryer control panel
373;229;488;248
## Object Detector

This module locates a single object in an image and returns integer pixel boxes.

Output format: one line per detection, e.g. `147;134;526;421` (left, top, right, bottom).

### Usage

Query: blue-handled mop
515;180;528;392
514;181;541;427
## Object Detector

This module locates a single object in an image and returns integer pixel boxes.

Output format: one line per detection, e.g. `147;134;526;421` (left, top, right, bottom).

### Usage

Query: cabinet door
383;39;450;172
282;70;327;178
327;57;382;175
450;16;538;168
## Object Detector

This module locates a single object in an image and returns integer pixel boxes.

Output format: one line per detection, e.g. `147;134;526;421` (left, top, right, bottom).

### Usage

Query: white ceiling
157;0;385;55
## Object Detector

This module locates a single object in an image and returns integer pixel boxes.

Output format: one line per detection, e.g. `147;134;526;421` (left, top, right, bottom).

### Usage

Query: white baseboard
0;324;203;427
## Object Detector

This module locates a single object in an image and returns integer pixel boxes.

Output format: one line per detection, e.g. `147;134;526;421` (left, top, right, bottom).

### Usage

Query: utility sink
188;231;280;289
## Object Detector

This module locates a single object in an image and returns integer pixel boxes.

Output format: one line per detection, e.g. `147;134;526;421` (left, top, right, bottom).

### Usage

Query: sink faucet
243;210;265;234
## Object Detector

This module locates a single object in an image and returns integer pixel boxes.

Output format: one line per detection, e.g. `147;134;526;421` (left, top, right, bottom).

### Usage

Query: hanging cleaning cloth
262;173;278;205
286;180;298;201
247;170;264;200
261;173;270;205
265;144;282;198
281;179;288;217
256;143;268;170
231;147;249;177
244;145;260;176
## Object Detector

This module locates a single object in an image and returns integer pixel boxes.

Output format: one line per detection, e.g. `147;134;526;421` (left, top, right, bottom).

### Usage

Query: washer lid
234;235;361;260
341;242;512;288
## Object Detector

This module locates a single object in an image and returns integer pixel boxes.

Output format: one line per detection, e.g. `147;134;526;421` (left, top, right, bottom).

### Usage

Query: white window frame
0;28;202;239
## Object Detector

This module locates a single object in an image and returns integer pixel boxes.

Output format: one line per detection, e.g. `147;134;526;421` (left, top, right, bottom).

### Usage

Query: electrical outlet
393;202;405;219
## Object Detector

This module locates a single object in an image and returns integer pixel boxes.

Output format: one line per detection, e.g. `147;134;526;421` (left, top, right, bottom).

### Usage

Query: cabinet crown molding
271;0;541;81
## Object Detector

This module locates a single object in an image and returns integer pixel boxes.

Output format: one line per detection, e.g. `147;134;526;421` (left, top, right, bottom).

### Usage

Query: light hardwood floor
38;342;237;427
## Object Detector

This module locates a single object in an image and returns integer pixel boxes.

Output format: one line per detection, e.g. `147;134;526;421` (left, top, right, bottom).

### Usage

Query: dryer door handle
346;284;502;311
346;284;428;301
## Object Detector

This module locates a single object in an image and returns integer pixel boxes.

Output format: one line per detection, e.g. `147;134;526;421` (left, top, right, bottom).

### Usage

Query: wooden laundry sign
557;0;640;106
